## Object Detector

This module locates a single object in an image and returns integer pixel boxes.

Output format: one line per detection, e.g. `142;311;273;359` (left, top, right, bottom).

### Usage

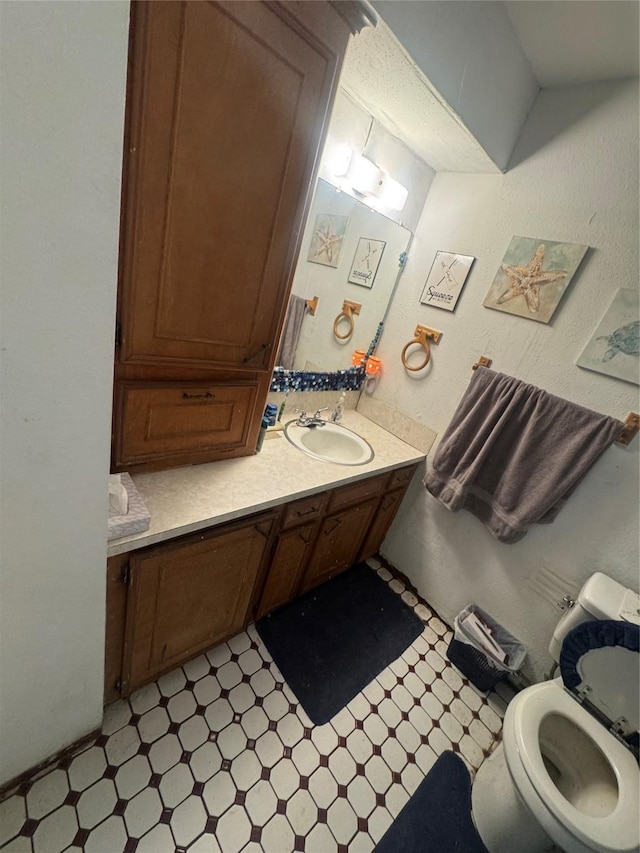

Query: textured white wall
376;80;639;680
372;0;539;171
0;2;128;784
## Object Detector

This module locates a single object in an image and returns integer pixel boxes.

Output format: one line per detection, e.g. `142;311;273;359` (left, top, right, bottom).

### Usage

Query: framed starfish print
307;213;350;268
483;236;588;324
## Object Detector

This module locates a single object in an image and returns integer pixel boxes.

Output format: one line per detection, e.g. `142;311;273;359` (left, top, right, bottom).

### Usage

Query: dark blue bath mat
374;752;489;853
256;562;424;725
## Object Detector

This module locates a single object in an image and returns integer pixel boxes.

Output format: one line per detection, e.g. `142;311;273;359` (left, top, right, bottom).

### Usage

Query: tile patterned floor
0;557;515;853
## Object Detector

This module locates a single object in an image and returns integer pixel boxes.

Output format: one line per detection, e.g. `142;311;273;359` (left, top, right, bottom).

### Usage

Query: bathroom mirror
275;179;412;376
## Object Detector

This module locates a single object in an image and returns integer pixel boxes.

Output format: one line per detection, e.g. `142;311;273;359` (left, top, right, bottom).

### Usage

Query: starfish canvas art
307;213;349;268
483;236;588;324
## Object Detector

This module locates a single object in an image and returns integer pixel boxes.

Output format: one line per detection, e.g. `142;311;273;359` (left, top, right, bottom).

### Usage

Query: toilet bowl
523;681;635;849
471;586;640;853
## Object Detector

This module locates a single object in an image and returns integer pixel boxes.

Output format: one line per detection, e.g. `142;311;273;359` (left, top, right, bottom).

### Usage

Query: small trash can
447;604;526;692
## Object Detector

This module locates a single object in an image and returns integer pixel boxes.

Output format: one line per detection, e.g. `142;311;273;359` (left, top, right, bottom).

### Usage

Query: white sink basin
284;420;375;466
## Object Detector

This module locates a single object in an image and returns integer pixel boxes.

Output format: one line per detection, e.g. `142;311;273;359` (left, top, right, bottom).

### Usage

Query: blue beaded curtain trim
270;365;366;393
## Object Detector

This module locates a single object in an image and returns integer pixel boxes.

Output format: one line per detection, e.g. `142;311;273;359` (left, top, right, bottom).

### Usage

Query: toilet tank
549;572;631;663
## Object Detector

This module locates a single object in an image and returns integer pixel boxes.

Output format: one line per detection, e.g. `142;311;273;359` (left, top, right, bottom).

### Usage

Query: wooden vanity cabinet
113;1;372;474
105;463;419;701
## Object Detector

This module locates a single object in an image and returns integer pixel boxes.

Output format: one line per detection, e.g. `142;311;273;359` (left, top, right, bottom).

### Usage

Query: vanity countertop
107;411;426;557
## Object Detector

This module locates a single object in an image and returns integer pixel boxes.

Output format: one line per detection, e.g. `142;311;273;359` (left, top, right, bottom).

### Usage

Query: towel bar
333;300;361;341
305;296;319;316
471;357;638;447
401;325;442;372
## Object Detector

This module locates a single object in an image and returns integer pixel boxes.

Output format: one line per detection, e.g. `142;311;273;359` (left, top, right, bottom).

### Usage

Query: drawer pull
182;391;214;399
296;506;318;517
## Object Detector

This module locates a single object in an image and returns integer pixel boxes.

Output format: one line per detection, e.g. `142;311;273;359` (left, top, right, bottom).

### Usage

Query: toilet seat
506;680;640;853
560;620;639;744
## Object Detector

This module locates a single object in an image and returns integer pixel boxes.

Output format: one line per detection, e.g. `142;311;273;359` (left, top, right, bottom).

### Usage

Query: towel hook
401;325;442;372
333;300;361;341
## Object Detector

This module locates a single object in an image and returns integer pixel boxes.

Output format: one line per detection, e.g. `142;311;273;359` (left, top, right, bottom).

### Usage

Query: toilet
472;573;640;853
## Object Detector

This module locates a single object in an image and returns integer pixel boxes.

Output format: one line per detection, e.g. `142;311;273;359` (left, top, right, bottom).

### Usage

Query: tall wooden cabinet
113;1;372;473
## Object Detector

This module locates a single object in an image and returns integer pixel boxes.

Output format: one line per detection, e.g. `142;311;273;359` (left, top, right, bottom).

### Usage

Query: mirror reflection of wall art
307;213;350;268
577;288;639;385
483;236;588;323
419;251;475;311
347;238;386;288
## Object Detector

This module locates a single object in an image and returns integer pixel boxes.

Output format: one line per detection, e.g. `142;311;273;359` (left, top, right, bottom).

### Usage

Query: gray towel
424;367;624;543
276;294;308;369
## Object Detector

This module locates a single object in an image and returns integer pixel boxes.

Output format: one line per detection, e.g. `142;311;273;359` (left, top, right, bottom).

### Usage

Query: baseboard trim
0;728;101;802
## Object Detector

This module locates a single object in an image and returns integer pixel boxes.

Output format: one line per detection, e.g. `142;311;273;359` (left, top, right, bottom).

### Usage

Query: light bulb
377;174;408;211
323;139;353;178
346;154;383;196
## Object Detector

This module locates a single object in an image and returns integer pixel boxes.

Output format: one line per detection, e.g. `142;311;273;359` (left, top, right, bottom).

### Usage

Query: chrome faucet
295;408;328;427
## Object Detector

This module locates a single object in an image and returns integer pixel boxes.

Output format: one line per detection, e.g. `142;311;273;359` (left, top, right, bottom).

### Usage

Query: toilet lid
560;620;640;742
560;620;639;742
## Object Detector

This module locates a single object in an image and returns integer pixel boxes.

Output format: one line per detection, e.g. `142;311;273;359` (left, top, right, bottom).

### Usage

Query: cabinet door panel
123;515;274;693
105;554;129;704
301;499;378;593
358;489;405;562
120;1;339;371
257;522;316;618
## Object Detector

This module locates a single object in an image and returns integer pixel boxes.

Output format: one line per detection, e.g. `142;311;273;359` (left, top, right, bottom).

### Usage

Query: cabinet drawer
327;473;388;513
281;493;328;529
387;463;419;490
114;381;259;466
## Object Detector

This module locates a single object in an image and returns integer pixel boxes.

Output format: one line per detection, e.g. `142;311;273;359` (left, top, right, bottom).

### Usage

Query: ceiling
504;0;639;87
341;18;501;174
341;1;639;173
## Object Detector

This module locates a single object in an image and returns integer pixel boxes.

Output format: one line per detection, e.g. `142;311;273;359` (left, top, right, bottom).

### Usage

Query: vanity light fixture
322;141;409;213
346;153;384;196
323;138;353;178
376;173;409;212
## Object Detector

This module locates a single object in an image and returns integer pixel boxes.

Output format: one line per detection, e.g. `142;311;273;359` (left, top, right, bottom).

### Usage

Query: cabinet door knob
242;343;269;364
